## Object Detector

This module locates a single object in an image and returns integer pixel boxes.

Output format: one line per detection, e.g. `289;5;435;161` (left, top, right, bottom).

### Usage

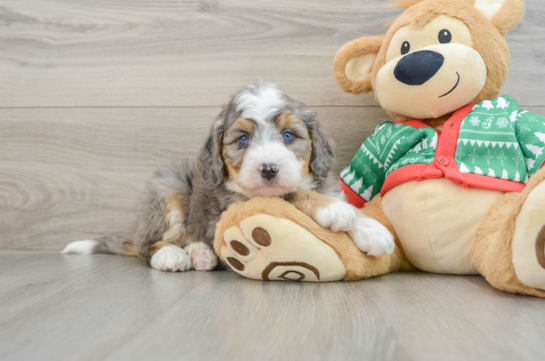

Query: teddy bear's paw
512;180;545;290
183;242;218;271
314;201;357;232
219;214;346;282
349;217;395;257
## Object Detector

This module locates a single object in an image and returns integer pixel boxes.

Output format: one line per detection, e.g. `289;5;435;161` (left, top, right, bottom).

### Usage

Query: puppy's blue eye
238;135;250;145
283;132;295;142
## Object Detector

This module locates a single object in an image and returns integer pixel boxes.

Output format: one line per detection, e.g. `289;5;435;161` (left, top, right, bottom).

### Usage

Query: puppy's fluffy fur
63;82;394;271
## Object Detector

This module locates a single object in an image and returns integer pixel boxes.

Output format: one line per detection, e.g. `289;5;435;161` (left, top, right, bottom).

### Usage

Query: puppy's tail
61;234;139;256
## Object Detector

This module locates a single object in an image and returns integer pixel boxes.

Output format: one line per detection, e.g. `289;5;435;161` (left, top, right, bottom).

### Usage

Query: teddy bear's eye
401;41;410;55
438;29;452;44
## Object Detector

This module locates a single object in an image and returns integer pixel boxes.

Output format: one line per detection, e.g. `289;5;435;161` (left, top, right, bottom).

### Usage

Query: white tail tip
62;240;99;254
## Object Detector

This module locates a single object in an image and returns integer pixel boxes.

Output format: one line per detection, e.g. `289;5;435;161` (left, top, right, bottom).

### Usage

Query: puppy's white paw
183;242;218;271
349;217;395;257
150;245;192;272
314;202;357;232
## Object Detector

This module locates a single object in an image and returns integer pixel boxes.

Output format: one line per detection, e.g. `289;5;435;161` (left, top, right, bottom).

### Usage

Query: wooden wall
1;0;544;251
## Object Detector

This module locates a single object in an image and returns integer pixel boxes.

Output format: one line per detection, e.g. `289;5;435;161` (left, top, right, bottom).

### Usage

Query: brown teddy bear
214;0;545;297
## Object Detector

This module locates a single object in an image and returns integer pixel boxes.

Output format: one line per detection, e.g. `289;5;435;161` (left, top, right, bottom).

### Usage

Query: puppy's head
199;81;335;197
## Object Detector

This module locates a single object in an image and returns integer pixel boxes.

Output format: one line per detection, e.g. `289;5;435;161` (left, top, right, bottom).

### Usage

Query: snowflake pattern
512;153;523;168
497;150;508;166
469;116;481;127
380;135;386;144
483;150;494;166
455;147;466;163
496;117;509;129
468;149;479;164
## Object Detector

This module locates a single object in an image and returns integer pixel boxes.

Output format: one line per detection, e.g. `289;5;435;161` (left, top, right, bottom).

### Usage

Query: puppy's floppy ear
473;0;525;35
308;115;335;180
334;35;384;94
199;118;225;188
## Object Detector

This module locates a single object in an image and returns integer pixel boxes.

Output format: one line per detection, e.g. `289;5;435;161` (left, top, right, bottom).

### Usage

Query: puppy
63;82;394;271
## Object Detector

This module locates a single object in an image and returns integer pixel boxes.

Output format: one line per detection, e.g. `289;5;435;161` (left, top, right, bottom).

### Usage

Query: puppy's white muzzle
238;142;304;197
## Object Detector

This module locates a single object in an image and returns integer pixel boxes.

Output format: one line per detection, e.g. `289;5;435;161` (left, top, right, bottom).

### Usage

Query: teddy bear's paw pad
220;214;346;282
512;181;545;290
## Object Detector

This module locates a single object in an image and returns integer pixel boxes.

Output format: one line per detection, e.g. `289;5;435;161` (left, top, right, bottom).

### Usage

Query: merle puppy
63;82;394;271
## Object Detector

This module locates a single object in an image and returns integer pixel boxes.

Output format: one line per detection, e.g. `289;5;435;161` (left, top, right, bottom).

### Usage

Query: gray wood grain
0;106;391;251
0;0;543;107
0;251;544;361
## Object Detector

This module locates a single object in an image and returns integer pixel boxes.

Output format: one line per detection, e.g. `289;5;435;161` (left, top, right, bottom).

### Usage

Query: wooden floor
1;251;544;361
1;0;545;251
2;1;545;360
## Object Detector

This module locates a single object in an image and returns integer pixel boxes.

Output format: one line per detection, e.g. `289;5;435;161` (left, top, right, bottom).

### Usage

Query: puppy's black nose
394;50;444;86
260;163;278;181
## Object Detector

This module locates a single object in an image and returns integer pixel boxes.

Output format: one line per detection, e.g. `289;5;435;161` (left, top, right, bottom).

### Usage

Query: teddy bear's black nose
394;50;444;86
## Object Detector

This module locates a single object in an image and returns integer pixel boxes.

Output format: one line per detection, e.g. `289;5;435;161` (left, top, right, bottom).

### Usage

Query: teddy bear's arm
514;109;545;174
340;121;425;206
340;125;390;206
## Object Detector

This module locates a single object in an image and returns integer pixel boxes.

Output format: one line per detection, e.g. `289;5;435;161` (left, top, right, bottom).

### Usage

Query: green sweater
340;96;545;204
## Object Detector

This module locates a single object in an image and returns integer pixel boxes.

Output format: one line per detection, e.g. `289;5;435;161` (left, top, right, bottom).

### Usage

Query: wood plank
1;251;544;361
0;106;391;251
0;0;543;107
0;251;211;361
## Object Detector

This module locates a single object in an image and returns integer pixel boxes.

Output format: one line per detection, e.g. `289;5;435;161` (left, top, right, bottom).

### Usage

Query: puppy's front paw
314;202;357;232
184;242;218;271
150;245;192;272
349;217;395;257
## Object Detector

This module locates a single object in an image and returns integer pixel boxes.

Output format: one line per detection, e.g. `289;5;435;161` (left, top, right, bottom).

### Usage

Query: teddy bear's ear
473;0;525;35
333;36;384;94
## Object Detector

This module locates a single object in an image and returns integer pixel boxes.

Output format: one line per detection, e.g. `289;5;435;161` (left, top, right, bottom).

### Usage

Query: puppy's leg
289;190;395;256
146;195;192;272
351;207;396;257
290;190;356;232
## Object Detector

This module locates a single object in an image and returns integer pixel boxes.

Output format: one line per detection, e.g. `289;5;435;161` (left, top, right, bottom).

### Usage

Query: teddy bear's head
334;0;525;124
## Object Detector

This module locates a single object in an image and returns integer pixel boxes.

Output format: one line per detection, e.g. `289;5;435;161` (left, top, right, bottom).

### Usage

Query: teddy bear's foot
475;169;545;297
512;179;545;291
219;214;347;282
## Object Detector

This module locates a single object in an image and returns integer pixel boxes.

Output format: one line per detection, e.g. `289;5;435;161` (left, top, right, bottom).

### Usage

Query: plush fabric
473;167;545;297
382;178;501;274
334;36;384;94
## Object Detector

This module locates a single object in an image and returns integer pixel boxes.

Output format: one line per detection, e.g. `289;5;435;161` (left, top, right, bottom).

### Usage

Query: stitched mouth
439;72;460;98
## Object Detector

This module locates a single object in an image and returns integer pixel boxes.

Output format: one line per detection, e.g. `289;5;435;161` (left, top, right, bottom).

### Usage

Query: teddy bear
213;0;545;297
